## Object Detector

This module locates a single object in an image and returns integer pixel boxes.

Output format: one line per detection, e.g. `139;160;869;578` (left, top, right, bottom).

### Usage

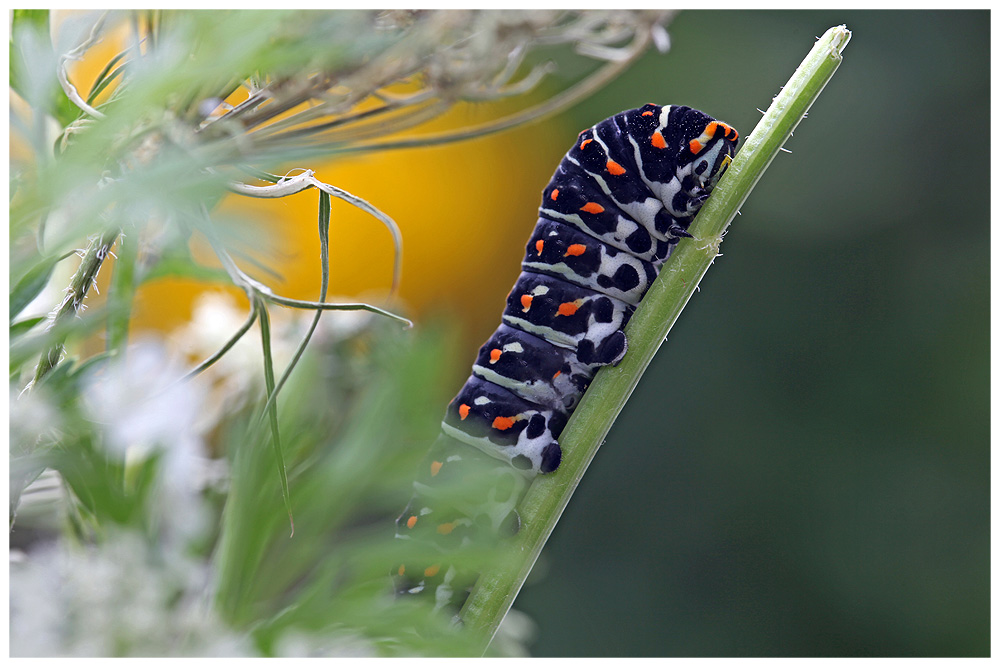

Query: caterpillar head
672;106;739;195
630;104;739;199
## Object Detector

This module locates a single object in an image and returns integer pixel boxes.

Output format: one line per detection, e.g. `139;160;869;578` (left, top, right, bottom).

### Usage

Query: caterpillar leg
576;328;627;366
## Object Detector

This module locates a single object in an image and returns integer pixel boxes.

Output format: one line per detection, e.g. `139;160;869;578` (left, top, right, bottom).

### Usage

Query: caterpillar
395;103;739;610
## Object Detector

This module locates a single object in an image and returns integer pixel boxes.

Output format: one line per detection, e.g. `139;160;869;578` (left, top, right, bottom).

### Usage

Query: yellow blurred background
60;15;565;364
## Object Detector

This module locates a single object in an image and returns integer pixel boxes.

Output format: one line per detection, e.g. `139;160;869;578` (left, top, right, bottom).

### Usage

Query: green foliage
9;252;68;322
8;9;669;657
10;10;80;127
213;321;498;655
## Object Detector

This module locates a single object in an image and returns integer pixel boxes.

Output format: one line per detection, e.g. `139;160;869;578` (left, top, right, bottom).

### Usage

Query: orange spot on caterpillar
725;124;738;141
580;138;593;150
550;189;559;200
424;564;440;578
553;370;562;379
581;202;604;214
437;522;455;535
706;121;718;135
406;515;418;529
564;244;586;257
430;461;443;476
398;564;405;576
557;301;580;317
535;239;544;255
459;404;470;420
689;139;702;154
651;131;666;149
492;416;516;430
606;160;626;175
641;110;654;117
490;348;502;363
520;294;533;311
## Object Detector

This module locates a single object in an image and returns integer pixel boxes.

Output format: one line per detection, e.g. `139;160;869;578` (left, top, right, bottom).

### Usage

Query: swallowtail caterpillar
395;104;739;610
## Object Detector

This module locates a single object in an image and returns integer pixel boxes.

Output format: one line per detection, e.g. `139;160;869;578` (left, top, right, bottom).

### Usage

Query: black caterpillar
395;104;739;609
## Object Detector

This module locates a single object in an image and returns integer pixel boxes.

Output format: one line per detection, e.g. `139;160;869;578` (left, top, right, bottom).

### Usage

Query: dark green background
512;10;989;656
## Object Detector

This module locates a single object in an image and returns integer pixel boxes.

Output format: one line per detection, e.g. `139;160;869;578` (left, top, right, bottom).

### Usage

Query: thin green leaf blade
10;253;68;322
256;297;294;536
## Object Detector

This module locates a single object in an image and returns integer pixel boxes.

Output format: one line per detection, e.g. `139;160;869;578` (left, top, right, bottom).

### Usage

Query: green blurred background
505;10;989;656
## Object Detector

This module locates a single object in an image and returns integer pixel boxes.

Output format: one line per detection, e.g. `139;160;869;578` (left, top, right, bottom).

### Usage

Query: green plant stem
106;226;138;357
31;226;121;386
459;25;852;649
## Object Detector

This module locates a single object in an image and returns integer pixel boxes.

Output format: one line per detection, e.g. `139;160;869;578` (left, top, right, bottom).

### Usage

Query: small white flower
10;533;254;656
81;341;211;545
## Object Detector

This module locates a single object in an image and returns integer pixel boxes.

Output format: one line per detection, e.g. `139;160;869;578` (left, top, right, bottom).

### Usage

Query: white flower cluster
81;340;212;547
10;313;383;656
10;533;253;657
